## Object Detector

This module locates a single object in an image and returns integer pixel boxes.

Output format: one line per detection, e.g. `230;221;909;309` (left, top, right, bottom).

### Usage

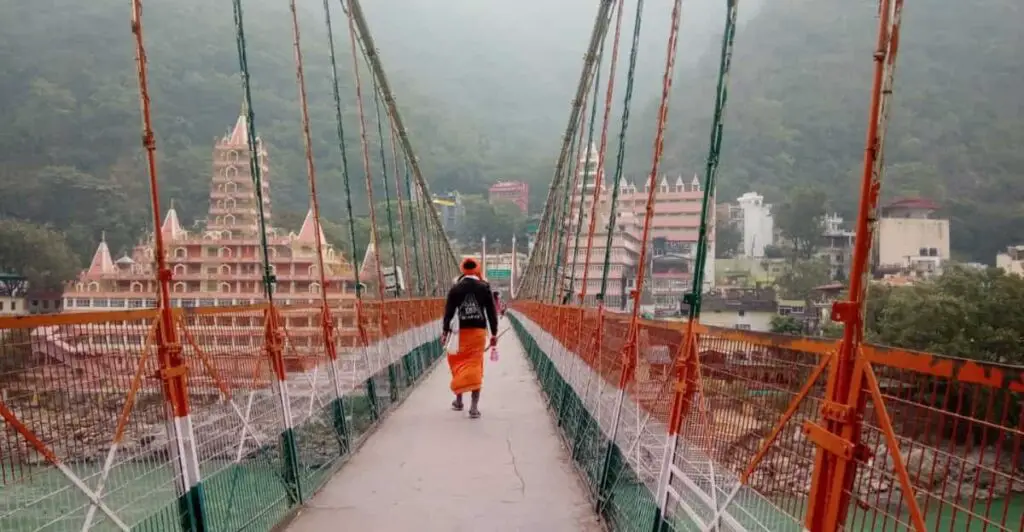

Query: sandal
469;409;481;419
451;400;464;411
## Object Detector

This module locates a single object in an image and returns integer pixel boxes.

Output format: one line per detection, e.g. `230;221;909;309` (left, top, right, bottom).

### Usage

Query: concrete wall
700;309;774;332
877;218;950;267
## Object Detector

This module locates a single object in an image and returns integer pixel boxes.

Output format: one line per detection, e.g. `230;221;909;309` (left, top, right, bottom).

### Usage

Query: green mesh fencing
509;314;668;532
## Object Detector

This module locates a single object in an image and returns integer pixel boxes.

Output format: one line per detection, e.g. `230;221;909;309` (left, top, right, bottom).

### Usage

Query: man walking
440;257;499;418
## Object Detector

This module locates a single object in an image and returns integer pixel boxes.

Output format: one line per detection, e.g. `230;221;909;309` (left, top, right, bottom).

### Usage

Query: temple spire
87;233;115;275
296;205;327;245
161;201;184;239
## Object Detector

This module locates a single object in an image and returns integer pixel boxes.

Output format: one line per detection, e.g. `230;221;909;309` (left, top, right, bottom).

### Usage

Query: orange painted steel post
129;2;206;529
805;1;901;530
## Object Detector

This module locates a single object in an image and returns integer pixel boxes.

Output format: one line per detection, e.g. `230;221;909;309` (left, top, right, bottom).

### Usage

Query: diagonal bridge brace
738;346;927;532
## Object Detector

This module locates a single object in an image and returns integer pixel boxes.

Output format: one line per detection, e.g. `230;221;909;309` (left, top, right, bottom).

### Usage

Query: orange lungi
447;327;488;394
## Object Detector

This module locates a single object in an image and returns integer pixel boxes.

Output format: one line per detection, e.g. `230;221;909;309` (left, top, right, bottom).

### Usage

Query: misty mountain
637;0;1023;262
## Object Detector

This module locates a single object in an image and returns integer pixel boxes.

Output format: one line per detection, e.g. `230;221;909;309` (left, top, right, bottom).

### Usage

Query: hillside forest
0;0;1021;288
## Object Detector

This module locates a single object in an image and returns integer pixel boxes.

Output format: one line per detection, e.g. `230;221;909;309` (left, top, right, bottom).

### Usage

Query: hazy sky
357;0;748;153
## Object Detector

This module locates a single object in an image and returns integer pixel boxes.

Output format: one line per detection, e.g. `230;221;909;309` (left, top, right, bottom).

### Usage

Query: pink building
566;144;716;300
62;113;361;349
488;181;529;214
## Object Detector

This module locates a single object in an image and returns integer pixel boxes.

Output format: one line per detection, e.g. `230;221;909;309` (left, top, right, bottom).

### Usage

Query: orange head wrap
460;257;482;277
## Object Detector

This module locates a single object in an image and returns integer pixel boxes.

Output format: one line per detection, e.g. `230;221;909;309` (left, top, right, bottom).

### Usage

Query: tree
773;186;827;260
770;315;804;335
0;219;80;291
866;266;1024;365
456;195;525;246
774;258;831;300
715;221;742;259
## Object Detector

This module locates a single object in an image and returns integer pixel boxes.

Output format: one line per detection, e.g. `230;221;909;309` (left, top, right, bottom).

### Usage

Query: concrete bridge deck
285;323;603;532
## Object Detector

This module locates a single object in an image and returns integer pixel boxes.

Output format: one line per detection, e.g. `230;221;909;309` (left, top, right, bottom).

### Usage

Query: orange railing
513;301;1024;531
0;299;444;530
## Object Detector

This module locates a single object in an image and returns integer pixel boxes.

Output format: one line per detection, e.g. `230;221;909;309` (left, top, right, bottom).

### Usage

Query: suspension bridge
1;0;1022;531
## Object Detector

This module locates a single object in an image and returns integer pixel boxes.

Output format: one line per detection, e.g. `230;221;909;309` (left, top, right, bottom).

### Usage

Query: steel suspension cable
657;0;738;521
344;0;458;273
231;0;303;505
230;0;277;303
343;3;387;303
287;0;337;344
582;0;627;305
320;0;362;299
597;0;645;304
520;0;615;294
401;160;424;295
388;124;413;293
525;2;617;301
370;81;402;297
625;0;683;328
683;0;737;323
597;0;682;511
554;79;594;305
567;24;613;303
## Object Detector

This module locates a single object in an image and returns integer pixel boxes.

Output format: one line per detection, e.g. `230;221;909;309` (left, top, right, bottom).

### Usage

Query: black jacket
442;276;499;335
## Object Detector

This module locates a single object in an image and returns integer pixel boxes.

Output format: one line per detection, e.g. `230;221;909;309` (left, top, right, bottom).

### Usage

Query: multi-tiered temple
62;113;359;349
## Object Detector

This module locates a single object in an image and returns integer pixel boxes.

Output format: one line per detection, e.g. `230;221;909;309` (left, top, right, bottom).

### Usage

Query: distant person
492;289;506;318
440;257;498;419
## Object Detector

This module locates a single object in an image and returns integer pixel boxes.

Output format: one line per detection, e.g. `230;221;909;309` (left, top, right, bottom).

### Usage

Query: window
225;166;238;178
173;282;187;293
928;247;938;257
219;264;231;275
919;247;928;257
218;282;232;293
88;282;100;292
219;247;233;258
735;324;751;331
173;264;187;276
310;282;321;294
225;181;238;193
224;214;235;226
0;301;4;311
130;282;144;292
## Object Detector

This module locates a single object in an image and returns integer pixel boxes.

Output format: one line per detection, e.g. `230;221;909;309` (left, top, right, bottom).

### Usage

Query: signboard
382;267;405;294
486;268;511;280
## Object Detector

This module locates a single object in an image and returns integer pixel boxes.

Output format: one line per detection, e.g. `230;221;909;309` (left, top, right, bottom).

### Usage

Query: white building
737;192;774;258
996;245;1024;277
0;273;29;316
875;198;950;282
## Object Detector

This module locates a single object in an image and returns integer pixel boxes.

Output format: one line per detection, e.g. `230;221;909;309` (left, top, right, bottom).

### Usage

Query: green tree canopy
774;258;831;300
0;219;80;291
715;221;742;259
773;186;827;260
770;314;804;335
866;266;1024;365
456;196;527;249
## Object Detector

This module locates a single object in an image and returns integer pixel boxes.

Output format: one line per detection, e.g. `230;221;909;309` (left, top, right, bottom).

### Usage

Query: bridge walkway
284;322;604;532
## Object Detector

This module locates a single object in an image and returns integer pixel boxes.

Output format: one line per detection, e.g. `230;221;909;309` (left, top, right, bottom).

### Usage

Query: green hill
640;0;1023;263
0;0;496;259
